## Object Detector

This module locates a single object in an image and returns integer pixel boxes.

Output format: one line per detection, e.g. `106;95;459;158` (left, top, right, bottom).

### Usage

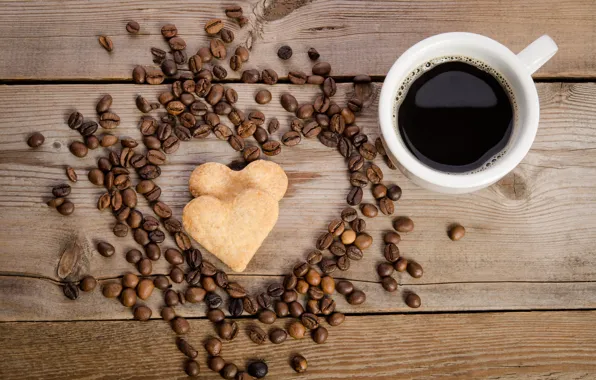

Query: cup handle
517;35;558;75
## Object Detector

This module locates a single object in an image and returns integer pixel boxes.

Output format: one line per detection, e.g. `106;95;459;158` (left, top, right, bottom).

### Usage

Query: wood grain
0;0;594;80
2;275;596;321
1;311;595;379
1;83;596;291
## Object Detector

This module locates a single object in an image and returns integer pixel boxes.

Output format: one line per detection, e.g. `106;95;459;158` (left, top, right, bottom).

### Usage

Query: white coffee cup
378;33;558;193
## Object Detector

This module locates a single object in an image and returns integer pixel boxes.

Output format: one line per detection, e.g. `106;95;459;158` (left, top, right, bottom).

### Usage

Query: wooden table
1;1;595;379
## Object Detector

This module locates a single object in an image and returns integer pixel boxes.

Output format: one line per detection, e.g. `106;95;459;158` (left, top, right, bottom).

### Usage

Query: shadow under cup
378;33;541;194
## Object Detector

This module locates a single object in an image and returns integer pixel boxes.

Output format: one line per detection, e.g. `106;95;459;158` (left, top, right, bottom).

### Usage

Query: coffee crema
394;57;517;173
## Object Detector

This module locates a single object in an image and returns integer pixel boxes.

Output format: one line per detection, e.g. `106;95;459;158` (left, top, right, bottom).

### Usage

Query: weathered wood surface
1;82;596;320
0;0;594;80
1;311;595;379
2;275;596;321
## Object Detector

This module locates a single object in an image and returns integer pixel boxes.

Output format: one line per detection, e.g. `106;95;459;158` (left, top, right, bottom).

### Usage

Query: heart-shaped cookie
188;160;288;201
182;188;279;272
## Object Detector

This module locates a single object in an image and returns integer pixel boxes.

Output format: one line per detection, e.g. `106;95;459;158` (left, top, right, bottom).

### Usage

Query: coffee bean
393;216;414;233
133;228;149;245
165;288;181;307
253;126;268;144
361;203;378;218
84;135;99;150
96;94;113;114
262;140;281;156
312;61;331;76
256;292;271;310
95;241;114;257
258;309;276;324
210;38;227;59
237;120;256;138
344;125;359;139
349;172;367;188
351;218;367;233
255;89;272;104
209;124;231;141
300;120;320;138
348;97;363;113
449;224;466;241
138;164;161;180
183;360;200;377
364;165;382;185
280;94;298;113
296;104;314;119
319;258;337;275
161;136;179;154
69;141;88;157
329;241;346;257
379;197;395;215
382;184;401;201
113;222;128;237
227;134;244;151
406;293;421;308
288;118;302;133
354;232;372;250
130;305;151;322
51;183;71;198
245;325;267;347
354;75;373;102
337;255;350;270
145;68;165;85
267;327;287;345
274;301;289;317
352;133;368;147
161;59;178;77
382;276;398;292
98;112;120;129
313;95;330;114
282;130;301;146
277;45;292;60
210;65;226;80
300;313;318;330
67;111;84;130
288;71;307;85
98;35;113;52
102;281;123;298
220;28;235;43
168;36;186;51
135;258;151;276
347;186;363;206
320;76;336;97
159;23;177;38
208;356;226;373
347;289;366;305
318;131;339;148
341;230;356;245
61;282;79;300
147;48;166;65
170;316;190;335
320;296;336;315
378;262;395;277
341;108;355;125
407;261;424;279
130;66;146;84
192;271;207;288
308;285;324;300
204;18;224;34
306;75;323;85
359;142;377;160
316;113;330;127
203;292;222;310
56;201;75;215
239;69;260;84
242;146;260;162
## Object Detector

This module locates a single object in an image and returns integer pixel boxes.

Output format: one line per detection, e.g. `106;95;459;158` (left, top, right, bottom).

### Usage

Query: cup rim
378;32;540;190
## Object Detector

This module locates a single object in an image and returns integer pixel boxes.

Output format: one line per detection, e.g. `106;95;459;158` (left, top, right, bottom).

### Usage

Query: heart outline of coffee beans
52;9;427;378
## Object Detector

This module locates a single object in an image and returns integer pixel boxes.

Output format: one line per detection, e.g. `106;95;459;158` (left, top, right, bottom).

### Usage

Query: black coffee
397;58;514;173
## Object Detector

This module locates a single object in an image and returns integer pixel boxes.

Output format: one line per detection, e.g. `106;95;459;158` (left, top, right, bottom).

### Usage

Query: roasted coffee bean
312;61;331;75
229;54;244;71
280;94;298;112
288;71;307;85
227;281;246;298
304;268;321;286
68;112;84;130
184;358;200;375
282;130;301;146
300;313;318;330
261;68;278;85
145;68;165;85
176;337;198;360
241;69;260;84
237;120;256;138
208;356;226;373
102;282;122;298
336;255;350;271
203;292;222;309
198;261;216;277
348;154;364;172
210;124;232;141
335;137;351;158
219;28;234;43
407;261;424;278
237;296;257;316
448;224;466;241
378;262;394;277
150;47;167;65
308;286;324;300
361;203;378;218
174;126;192;141
277;45;292;60
132;66;146;83
243;146;260;162
168;266;183;283
253;127;268;144
206;84;224;105
307;75;324;85
406;292;422;308
210;38;226;59
320;76;336;97
159;59;178;77
138;164;161;180
257;292;272;309
204;18;224;34
352;133;368;147
354;232;372;250
195;78;211;98
248;111;265;126
354;75;373;102
359;142;377;160
248;325;267;345
335;281;354;297
329;241;347;257
316;113;330;127
274;301;289;317
113;222;128;237
152;275;170;291
229;135;245;151
225;5;243;18
95;96;112;115
296;104;314;119
85;134;100;149
282;289;297;303
120;289;137;308
312;326;329;344
98;35;113;52
138;117;157;136
370;184;387;200
168;36;186;50
194;47;211;65
180;92;195;105
179;112;197;129
319;296;336;315
319;258;337;274
156;124;172;141
346;289;366;305
148;228;165;243
289;118;303;133
114;206;130;222
381;276;398;292
162;136;180;154
79;121;98;137
204;112;220;127
69;141;88;157
341;230;357;245
347;186;363;206
137;257;152;275
164;288;180;306
262;140;281;156
348;97;363;113
349;172;368;188
302;120;321;138
211;65;227;80
255;89;272;104
393;216;414;233
171;316;190;335
379;197;395;215
79;276;97;292
366;164;383;185
267;282;284;297
245;362;266;379
227;297;243;317
294;279;308;294
161;23;177;38
329;114;345;135
145;242;161;260
96;241;115;257
124;248;142;264
173;50;187;65
185;268;201;286
173;231;191;251
258;309;277;324
62;282;79;300
318;131;339;147
52;184;71;198
269;327;287;344
135;95;152;113
387;185;402;201
341;107;355;125
314;94;330;113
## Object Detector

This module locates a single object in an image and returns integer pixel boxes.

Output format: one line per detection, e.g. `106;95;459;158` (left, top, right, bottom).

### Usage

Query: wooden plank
1;311;595;379
1;82;596;291
2;275;596;321
0;0;594;80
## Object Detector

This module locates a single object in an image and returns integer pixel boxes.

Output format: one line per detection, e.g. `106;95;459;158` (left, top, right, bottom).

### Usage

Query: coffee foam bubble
392;56;518;174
